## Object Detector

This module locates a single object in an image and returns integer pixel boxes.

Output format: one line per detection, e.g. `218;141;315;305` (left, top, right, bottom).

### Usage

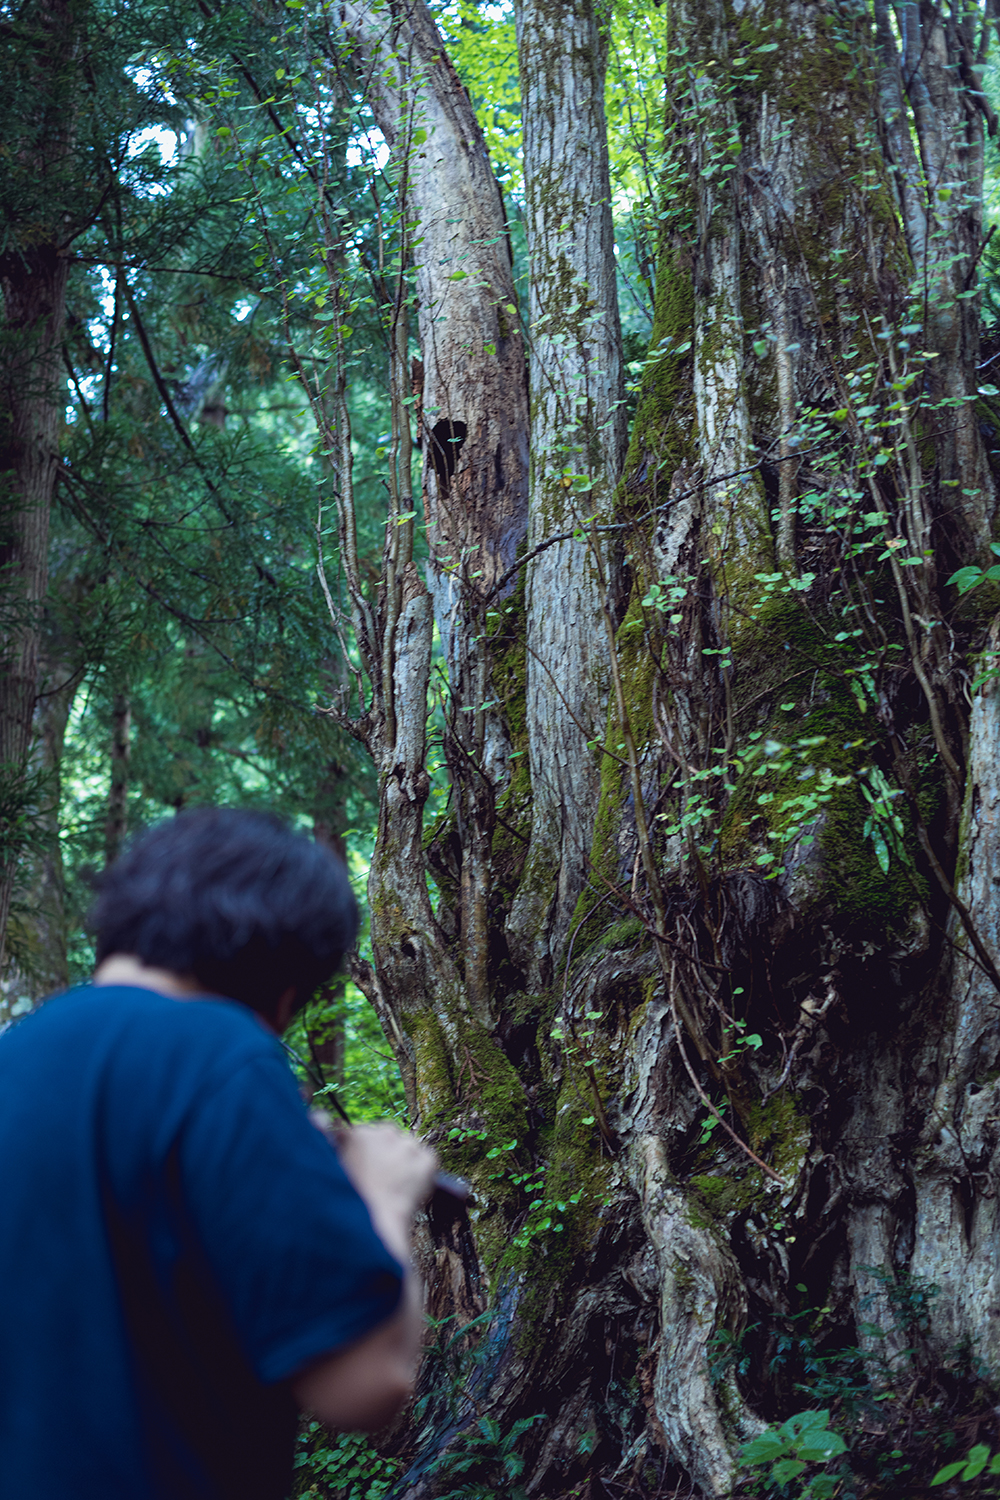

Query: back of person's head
91;807;359;1021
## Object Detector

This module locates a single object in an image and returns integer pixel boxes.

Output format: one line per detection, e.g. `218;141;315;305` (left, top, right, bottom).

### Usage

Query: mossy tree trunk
338;1;1000;1496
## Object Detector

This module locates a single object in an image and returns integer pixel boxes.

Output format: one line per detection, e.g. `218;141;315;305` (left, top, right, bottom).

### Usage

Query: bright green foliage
948;542;1000;595
434;2;522;192
932;1444;1000;1487
740;1409;846;1498
285;983;407;1122
39;0;389;999
293;1423;400;1500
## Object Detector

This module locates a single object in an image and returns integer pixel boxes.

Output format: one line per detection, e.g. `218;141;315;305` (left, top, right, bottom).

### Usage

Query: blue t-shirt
0;984;403;1500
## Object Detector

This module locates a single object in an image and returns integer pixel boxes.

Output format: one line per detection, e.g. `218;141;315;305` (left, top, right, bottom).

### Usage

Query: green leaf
946;565;984;593
753;339;768;358
784;1409;832;1435
931;1459;968;1484
772;1458;807;1482
741;1432;786;1464
798;1433;847;1460
962;1444;991;1479
871;831;889;874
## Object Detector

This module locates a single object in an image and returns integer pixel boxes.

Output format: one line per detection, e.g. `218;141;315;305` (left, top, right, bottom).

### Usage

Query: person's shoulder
102;984;278;1046
4;983;278;1065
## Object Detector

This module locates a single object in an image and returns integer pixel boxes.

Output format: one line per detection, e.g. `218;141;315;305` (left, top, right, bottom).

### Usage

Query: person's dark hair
91;808;359;1019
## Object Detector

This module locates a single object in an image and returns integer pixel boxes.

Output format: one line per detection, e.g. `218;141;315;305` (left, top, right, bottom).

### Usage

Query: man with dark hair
0;807;437;1500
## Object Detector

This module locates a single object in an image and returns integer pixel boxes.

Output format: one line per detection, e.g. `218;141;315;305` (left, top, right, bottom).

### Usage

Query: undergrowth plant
725;1270;1000;1498
933;1444;1000;1489
293;1425;400;1500
739;1409;846;1498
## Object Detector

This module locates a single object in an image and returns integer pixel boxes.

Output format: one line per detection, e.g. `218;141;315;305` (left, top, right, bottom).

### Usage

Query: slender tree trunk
0;634;73;1020
0;244;69;966
309;758;352;1089
0;0;77;968
104;691;131;868
343;0;530;1033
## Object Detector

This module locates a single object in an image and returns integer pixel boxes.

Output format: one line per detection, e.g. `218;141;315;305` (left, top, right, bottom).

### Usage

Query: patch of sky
346;127;390;173
66;373;102;426
124;125;178;197
431;0;509;22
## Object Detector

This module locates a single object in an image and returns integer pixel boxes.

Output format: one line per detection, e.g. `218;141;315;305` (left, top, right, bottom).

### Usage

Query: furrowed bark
506;0;627;987
910;623;1000;1373
0;242;69;966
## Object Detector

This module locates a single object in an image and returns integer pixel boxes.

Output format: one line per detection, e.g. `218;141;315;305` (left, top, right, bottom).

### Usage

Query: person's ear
272;985;298;1035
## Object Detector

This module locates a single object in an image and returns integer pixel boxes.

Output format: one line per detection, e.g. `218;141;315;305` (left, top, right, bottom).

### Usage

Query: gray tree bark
343;0;530;1031
507;0;627;986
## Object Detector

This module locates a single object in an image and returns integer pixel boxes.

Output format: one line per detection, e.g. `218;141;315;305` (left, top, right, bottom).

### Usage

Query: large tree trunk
324;1;1000;1495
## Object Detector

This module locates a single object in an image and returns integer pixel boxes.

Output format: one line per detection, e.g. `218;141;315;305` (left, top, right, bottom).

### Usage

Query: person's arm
290;1122;436;1430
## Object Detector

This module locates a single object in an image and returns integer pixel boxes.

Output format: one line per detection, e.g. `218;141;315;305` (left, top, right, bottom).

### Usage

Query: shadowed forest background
7;0;1000;1495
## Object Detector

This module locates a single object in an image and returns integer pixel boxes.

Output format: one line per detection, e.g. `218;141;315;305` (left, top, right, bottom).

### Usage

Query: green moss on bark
721;594;932;932
622;237;696;483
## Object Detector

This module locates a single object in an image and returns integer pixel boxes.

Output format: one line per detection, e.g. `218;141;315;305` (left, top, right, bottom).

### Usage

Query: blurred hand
309;1113;438;1252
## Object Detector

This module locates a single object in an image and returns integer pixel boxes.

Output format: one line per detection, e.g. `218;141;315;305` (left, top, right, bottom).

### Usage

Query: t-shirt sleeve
177;1049;404;1385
